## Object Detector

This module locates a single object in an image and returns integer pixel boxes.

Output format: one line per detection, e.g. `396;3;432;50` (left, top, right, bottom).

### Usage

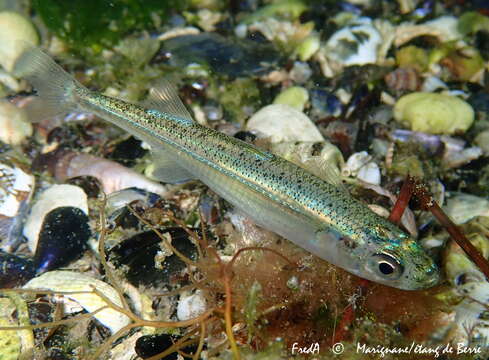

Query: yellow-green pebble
0;298;21;360
273;86;309;111
393;92;474;135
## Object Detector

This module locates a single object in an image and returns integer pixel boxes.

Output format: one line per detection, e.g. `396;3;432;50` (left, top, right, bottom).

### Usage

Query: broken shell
246;104;324;143
393;92;474;135
0;161;34;233
50;151;166;196
23;184;88;253
177;291;207;321
135;333;197;359
443;193;489;225
384;67;421;92
108;227;197;287
24;270;131;334
0;100;32;145
0;11;39;72
271;141;344;183
357;161;381;185
272;86;309;111
324;17;382;66
342;151;372;177
442;146;482;169
394;16;461;47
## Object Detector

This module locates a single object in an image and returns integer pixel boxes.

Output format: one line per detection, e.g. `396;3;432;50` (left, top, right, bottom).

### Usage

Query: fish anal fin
147;150;194;184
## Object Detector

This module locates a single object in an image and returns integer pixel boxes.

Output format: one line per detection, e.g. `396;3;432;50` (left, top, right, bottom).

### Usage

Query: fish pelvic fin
12;44;84;121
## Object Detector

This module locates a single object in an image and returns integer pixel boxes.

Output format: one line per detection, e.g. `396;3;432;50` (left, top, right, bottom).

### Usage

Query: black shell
34;206;91;273
135;333;198;359
0;251;36;287
108;227;198;287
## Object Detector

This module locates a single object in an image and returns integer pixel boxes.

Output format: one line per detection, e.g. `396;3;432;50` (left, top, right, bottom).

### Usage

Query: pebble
246;104;324;143
0;100;32;145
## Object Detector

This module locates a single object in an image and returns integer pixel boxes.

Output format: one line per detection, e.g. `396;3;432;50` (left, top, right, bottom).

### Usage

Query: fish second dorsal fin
142;80;194;122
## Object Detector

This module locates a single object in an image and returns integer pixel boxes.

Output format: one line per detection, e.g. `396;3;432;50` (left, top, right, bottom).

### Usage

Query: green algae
32;0;188;53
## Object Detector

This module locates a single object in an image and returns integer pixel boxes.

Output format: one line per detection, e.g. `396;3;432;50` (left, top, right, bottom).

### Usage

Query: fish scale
13;45;440;290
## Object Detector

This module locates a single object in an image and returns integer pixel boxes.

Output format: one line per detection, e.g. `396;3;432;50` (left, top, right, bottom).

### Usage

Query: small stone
0;100;32;145
246;104;324;143
0;11;39;72
393;92;474;135
273;86;309;111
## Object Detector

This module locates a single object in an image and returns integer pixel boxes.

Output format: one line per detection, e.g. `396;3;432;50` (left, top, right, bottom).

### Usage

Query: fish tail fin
13;44;84;120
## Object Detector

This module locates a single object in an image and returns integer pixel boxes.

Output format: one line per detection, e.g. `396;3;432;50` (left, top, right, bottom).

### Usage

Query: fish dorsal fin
143;80;194;122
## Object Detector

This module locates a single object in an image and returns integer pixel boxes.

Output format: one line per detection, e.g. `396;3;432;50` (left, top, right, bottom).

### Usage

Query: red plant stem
413;181;489;282
388;177;415;225
332;305;354;344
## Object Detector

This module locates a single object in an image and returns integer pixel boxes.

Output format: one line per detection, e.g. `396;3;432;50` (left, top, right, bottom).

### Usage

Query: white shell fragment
23;184;88;253
177;291;207;321
443;193;489;225
0;100;32;145
0;163;34;218
357;161;381;185
0;11;39;72
324;17;382;66
24;270;131;334
394;16;461;47
246;104;324;143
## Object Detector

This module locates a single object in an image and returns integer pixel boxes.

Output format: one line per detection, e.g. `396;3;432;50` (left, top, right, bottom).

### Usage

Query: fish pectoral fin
142;79;194;122
148;150;195;184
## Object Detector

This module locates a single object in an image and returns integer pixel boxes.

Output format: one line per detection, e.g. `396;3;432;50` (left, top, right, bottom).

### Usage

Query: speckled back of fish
13;45;440;290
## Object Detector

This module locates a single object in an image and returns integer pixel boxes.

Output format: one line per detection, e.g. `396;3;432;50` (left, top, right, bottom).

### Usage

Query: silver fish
14;46;439;290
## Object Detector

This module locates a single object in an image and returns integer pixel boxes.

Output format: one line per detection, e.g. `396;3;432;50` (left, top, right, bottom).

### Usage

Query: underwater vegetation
1;0;489;359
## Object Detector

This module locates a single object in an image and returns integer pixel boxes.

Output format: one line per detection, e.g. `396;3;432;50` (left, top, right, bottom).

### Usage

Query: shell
245;104;324;143
394;16;461;47
342;151;372;177
0;100;32;145
324;17;382;66
0;162;34;250
23;184;88;253
33;206;90;273
0;251;36;287
23;270;131;334
443;193;489;225
393;92;474;135
384;67;421;92
444;232;489;345
0;11;39;72
177;291;207;321
271;141;344;184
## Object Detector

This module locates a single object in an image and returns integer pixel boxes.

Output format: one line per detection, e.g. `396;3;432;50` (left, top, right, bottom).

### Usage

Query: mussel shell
106;136;147;167
0;251;36;287
108;227;198;287
156;33;281;78
135;333;198;359
33;206;91;274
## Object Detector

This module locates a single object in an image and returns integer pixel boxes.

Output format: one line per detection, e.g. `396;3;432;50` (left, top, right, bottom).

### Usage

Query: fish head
359;223;440;290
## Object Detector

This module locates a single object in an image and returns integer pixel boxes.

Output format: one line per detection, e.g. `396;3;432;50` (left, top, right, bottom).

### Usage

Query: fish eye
370;253;403;279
